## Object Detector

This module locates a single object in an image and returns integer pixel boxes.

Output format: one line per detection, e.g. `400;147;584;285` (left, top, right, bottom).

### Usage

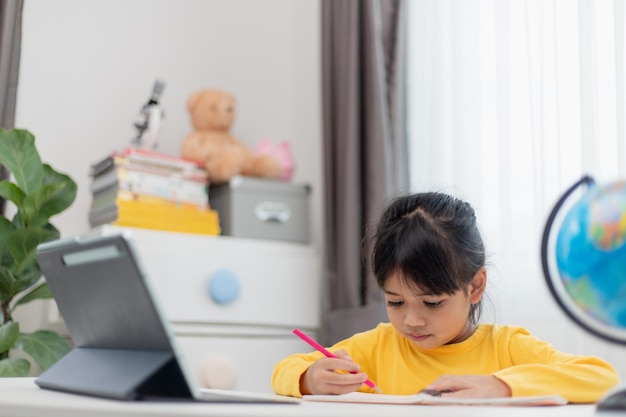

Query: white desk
0;378;607;417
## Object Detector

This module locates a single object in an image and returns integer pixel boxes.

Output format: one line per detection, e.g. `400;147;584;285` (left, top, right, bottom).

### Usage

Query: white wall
14;0;323;330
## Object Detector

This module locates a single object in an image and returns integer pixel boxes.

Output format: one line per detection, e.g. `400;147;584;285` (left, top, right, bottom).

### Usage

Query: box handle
255;201;291;223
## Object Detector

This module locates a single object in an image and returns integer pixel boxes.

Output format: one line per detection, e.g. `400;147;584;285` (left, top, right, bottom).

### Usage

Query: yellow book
111;198;221;236
113;217;220;235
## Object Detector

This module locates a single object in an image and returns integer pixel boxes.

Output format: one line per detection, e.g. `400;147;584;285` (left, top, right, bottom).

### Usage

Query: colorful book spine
90;166;208;204
90;148;207;179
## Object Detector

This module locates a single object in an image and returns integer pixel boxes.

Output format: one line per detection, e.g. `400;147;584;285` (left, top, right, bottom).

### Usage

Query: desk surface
0;378;604;417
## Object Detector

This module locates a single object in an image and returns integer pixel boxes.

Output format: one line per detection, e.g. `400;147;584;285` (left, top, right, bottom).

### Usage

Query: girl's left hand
424;375;512;398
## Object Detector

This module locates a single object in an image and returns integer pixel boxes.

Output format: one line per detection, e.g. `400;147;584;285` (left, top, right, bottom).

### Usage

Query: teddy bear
181;88;290;184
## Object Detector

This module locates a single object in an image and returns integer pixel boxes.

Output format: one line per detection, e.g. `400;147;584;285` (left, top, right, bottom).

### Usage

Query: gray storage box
209;176;311;243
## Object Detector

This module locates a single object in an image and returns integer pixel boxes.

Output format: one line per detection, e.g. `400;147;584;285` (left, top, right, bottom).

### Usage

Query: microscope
131;79;166;150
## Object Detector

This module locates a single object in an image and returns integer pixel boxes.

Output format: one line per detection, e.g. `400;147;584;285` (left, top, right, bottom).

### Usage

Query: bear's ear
187;90;206;113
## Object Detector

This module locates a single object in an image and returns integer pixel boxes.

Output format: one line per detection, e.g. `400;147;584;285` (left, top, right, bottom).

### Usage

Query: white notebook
303;391;568;406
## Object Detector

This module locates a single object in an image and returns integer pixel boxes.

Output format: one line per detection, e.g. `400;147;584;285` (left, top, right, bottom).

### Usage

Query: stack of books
88;148;220;236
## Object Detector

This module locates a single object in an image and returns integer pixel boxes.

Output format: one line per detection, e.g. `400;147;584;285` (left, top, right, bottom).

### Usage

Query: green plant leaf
0;225;50;301
10;265;44;300
0;217;15;268
40;163;78;215
0;265;16;301
14;330;70;371
0;322;19;353
23;170;77;228
6;227;57;275
0;129;44;195
0;358;30;377
21;183;65;227
12;282;52;309
42;222;61;239
0;265;44;304
9;212;26;229
0;181;25;207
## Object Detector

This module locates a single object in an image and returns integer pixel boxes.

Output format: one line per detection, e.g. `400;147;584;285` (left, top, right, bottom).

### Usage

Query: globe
541;175;626;411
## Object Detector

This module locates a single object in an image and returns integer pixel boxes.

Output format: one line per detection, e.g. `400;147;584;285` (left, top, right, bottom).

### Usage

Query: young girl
271;192;620;402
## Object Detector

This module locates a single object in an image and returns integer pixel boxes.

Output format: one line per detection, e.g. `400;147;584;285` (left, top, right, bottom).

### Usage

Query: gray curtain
0;0;23;214
321;0;408;345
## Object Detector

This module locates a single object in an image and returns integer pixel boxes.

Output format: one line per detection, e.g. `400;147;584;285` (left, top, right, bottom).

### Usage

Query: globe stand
541;175;626;413
596;385;626;412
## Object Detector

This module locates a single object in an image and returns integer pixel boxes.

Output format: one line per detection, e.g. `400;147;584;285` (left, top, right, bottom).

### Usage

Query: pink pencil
292;328;382;393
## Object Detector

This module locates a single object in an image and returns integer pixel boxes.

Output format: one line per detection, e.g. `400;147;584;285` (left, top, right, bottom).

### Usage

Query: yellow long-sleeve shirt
271;323;620;403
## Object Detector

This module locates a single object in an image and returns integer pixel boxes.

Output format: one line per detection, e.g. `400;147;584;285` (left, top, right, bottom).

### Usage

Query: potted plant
0;128;76;376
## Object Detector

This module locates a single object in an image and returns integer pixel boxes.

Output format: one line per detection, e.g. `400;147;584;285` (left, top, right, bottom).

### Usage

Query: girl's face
382;268;486;349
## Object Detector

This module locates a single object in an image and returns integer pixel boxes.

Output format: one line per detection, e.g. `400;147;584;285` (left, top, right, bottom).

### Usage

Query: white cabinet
89;225;321;393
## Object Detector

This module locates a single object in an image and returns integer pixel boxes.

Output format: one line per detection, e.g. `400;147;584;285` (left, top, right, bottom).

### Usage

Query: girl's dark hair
371;192;486;323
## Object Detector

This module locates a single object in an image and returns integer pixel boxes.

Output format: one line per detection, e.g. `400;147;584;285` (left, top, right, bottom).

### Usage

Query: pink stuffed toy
254;138;295;181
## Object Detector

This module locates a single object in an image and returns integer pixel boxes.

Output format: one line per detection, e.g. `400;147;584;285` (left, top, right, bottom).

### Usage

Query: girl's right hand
300;349;370;395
